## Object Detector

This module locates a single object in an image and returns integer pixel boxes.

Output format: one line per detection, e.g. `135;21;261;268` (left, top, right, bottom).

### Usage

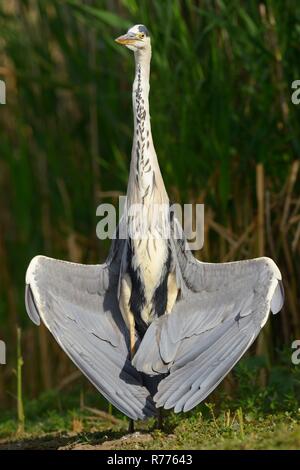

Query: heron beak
115;33;139;46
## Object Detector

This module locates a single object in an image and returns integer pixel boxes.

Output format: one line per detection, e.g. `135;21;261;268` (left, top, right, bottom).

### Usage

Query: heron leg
157;408;163;429
166;272;178;314
129;315;136;358
119;274;136;356
128;418;135;434
119;274;137;433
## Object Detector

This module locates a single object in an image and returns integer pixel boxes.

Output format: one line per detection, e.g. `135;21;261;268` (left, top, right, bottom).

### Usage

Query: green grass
136;412;300;450
1;353;300;449
1;395;299;450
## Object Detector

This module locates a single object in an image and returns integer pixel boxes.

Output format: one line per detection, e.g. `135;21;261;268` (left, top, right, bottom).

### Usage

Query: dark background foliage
0;0;299;412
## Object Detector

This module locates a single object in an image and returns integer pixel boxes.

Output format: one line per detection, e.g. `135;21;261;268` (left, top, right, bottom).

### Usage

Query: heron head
115;24;150;52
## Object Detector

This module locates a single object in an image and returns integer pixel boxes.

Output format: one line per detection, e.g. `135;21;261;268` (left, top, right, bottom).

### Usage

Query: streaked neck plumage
127;45;168;207
123;43;172;331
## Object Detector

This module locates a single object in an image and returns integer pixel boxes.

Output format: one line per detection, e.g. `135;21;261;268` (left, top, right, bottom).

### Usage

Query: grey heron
25;24;284;423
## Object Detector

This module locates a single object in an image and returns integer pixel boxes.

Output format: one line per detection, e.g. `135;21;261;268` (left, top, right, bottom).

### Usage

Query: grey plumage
132;242;283;412
25;24;284;421
26;256;156;420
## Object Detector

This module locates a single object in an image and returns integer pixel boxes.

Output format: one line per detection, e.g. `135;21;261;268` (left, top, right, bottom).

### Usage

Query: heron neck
127;47;168;205
132;48;151;131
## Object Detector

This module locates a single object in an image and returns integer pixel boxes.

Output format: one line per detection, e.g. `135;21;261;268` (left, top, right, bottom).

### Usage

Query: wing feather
133;252;283;413
25;255;156;420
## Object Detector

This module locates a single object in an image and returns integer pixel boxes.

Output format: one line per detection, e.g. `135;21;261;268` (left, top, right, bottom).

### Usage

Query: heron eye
139;33;145;39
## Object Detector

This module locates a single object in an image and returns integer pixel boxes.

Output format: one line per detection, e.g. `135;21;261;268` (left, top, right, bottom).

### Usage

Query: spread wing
133;251;284;413
25;255;156;420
